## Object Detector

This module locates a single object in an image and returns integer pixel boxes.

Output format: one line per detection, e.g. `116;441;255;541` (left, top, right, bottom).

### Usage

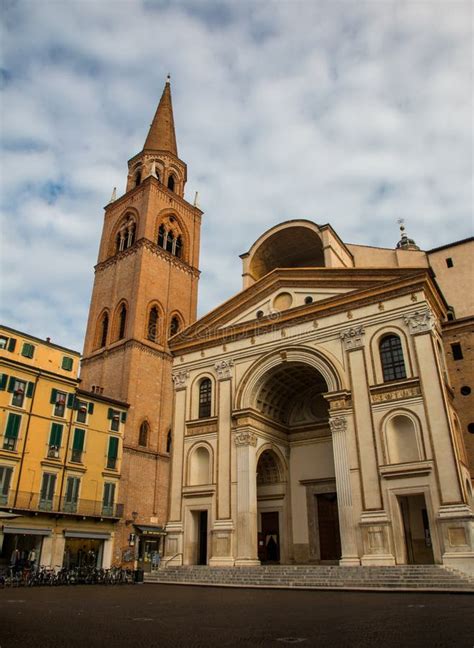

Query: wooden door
316;493;341;561
261;512;280;563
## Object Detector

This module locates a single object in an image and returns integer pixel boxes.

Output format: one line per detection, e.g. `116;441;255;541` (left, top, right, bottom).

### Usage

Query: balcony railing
2;491;124;519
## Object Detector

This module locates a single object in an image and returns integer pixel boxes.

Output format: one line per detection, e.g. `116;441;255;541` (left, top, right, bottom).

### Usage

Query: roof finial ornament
396;218;419;251
108;187;117;204
193;191;200;208
166;73;171;84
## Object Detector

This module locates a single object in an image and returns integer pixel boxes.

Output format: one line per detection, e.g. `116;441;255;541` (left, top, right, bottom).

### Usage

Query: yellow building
0;325;128;570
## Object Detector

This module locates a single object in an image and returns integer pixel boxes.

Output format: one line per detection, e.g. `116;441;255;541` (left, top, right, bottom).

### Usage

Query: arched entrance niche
236;347;344;564
256;448;287;563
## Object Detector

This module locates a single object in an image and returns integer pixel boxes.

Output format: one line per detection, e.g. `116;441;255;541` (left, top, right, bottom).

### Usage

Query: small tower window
198;379;212;419
135;170;141;187
147;307;159;342
446;257;454;268
100;313;109;348
170;316;180;337
158;224;165;248
175;235;183;258
138;421;149;447
128;223;136;247
166;430;172;453
166;231;174;254
380;334;407;382
167;175;175;192
116;232;121;253
451;343;463;360
118;304;127;340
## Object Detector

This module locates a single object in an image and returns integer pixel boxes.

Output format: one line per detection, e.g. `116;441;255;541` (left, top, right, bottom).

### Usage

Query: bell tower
81;77;202;560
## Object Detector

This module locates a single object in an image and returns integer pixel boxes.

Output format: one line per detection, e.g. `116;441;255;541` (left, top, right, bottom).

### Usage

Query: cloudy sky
0;0;472;351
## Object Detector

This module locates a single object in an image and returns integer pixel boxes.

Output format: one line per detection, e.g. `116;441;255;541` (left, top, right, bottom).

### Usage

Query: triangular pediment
170;267;433;351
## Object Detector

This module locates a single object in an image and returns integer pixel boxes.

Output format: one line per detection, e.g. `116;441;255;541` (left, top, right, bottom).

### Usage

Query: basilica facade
79;79;473;575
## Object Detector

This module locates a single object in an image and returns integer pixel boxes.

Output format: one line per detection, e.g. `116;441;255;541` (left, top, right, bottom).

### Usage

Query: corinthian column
234;429;260;566
329;416;360;565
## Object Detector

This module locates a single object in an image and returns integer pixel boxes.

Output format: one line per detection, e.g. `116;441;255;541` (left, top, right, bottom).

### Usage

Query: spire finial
193;191;200;208
109;187;117;204
166;74;171;84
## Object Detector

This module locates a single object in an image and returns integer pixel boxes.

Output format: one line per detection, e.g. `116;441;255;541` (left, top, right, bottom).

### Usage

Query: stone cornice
170;272;443;355
95;237;200;278
369;378;422;404
82;339;172;365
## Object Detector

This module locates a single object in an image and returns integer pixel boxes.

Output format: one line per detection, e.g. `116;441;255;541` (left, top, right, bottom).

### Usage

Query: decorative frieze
403;309;435;335
340;325;365;350
329;416;347;434
215;359;234;381
172;369;189;390
186;420;218;436
371;385;421;404
234;430;257;447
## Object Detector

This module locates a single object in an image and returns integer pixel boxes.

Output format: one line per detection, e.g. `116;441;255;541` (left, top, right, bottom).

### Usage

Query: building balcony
1;491;124;520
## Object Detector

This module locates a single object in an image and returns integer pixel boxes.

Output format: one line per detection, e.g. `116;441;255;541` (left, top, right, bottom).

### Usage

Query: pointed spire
193;191;200;208
143;75;178;155
108;187;117;203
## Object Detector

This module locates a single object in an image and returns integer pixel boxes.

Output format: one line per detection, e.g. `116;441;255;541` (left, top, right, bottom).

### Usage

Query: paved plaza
0;584;473;647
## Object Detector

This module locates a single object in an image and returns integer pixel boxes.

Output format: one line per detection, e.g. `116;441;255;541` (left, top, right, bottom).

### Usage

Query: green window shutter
62;356;73;371
87;402;94;415
7;338;16;352
49;423;63;447
50;388;58;404
121;411;127;423
21;343;34;359
7;376;16;393
73;398;81;411
0;374;7;391
108;437;119;459
5;413;21;439
107;408;114;420
72;428;85;451
66;393;75;408
26;382;34;398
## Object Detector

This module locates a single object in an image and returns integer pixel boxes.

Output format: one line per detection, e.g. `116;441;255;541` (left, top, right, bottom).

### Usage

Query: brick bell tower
81;76;202;562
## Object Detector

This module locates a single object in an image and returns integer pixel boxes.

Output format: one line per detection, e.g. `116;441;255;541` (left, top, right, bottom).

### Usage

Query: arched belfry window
158;224;165;248
147;307;159;342
175;235;183;258
138;421;149;447
380;334;406;382
167;175;175;192
135;170;141;187
170;316;180;337
100;312;109;348
115;216;137;254
157;221;184;259
118;304;127;340
198;378;212;419
166;231;174;254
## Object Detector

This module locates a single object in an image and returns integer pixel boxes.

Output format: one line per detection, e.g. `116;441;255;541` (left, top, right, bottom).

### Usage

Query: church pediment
170;267;433;350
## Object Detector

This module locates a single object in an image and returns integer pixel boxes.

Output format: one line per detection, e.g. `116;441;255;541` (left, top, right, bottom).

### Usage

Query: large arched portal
250;360;341;564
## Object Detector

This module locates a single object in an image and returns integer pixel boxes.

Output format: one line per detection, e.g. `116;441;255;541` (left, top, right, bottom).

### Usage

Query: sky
0;0;472;351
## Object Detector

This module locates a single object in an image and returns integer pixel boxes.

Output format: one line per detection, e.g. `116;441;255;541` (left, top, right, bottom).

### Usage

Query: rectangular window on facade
75;400;88;424
2;337;17;352
21;342;35;358
102;482;116;516
51;389;67;417
446;257;454;268
0;466;13;505
71;428;85;463
61;356;74;371
63;476;80;513
106;437;119;470
9;378;26;408
0;336;8;350
3;413;21;451
451;343;463;361
48;423;63;458
108;408;120;432
39;472;56;511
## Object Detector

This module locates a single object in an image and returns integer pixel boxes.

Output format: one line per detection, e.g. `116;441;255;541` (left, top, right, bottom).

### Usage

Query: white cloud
0;0;472;351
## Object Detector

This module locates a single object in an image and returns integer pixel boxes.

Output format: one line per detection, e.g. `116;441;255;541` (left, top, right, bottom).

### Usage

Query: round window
467;423;474;434
305;296;313;305
460;386;471;396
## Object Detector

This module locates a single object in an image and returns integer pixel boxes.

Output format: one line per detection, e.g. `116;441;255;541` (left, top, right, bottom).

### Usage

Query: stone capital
340;325;365;350
215;359;234;381
403;309;435;335
329;416;348;434
234;430;257;447
172;369;189;391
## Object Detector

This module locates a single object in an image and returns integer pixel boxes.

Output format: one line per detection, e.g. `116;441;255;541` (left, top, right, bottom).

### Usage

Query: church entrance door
259;512;280;563
197;510;208;565
316;493;341;561
399;495;434;564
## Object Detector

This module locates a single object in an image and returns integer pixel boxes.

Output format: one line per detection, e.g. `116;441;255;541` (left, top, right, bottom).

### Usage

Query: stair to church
145;564;474;592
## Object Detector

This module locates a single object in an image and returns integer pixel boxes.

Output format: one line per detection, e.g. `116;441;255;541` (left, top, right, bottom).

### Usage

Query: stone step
144;565;474;592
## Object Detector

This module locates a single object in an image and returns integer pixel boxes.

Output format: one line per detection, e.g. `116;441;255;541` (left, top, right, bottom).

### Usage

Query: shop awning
135;524;167;536
64;530;111;540
3;526;52;536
